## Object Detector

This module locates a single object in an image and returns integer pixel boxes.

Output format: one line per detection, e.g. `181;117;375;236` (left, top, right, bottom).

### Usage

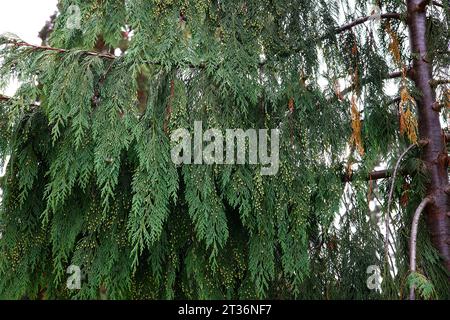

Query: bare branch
429;79;450;87
409;196;434;300
343;169;396;182
1;40;212;69
336;13;401;34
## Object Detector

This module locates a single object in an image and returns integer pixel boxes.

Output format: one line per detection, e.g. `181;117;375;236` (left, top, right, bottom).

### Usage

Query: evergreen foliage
0;0;449;299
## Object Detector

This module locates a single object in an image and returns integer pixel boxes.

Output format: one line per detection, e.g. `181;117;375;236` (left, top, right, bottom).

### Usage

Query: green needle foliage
0;0;449;299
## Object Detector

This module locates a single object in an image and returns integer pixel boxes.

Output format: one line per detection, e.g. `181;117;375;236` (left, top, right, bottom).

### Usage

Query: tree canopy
0;0;449;299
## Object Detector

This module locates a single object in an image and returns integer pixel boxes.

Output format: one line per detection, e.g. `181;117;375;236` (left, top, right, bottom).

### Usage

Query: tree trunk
406;0;450;276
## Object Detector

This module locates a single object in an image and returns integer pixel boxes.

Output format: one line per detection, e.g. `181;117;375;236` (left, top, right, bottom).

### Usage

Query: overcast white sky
0;1;57;176
0;0;58;96
0;0;58;44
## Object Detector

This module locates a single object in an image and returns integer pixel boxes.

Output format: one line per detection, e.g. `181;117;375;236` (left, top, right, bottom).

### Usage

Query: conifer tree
0;0;449;299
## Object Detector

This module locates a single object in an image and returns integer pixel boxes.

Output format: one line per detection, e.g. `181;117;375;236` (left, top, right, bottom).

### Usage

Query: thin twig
1;40;208;69
385;144;419;266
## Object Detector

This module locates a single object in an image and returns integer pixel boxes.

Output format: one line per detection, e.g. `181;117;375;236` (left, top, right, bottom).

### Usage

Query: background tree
0;0;449;299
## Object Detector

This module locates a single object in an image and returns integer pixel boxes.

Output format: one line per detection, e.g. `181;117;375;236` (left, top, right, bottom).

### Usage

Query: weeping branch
409;196;434;300
3;40;116;60
336;13;402;34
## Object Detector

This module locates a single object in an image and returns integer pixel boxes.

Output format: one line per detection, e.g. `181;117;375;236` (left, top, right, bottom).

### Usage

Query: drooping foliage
0;0;449;299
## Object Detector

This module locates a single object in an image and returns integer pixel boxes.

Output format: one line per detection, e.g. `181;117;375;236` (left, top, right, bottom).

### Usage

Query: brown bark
406;0;450;275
